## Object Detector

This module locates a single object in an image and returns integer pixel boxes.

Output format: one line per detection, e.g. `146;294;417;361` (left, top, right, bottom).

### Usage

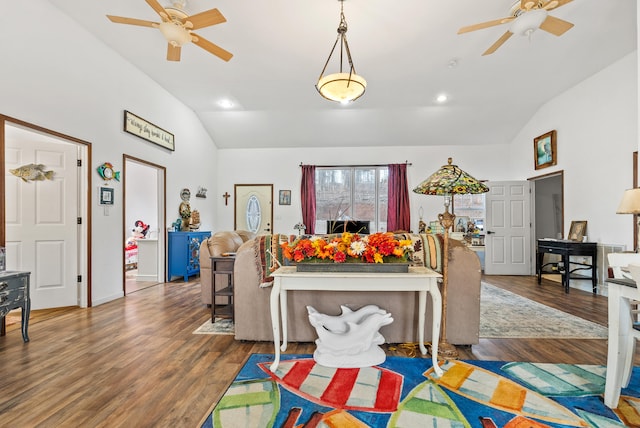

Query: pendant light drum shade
317;72;366;102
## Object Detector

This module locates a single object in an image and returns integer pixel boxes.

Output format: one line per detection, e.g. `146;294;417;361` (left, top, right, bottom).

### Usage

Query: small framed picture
279;190;291;205
568;220;587;242
99;187;114;205
534;130;557;170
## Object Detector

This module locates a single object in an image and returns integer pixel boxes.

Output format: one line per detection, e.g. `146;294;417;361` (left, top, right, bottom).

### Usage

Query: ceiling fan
458;0;574;56
106;0;232;62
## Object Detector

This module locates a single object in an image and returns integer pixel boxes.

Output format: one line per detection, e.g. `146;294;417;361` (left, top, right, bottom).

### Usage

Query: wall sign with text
123;110;175;151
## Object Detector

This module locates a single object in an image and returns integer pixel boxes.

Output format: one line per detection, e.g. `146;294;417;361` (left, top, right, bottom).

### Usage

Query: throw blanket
254;234;287;287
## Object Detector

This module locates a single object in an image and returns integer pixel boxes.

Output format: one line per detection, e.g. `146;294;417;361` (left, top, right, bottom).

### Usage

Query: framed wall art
279;190;291;205
534;130;557;170
123;110;175;151
99;186;114;205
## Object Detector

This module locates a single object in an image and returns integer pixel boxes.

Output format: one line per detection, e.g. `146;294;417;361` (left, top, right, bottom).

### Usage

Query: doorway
123;155;166;294
2;115;91;309
531;171;564;242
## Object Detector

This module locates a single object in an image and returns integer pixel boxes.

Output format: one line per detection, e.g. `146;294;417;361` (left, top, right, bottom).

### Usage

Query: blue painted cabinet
168;231;211;282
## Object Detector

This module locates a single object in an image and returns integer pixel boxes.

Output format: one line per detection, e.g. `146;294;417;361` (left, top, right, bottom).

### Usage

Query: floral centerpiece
281;232;413;265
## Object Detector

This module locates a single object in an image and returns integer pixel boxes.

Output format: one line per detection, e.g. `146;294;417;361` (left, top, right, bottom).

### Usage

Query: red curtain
387;163;410;232
300;165;316;234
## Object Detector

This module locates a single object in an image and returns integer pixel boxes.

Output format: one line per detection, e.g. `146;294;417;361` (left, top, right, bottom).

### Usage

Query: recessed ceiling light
218;99;234;109
436;94;448;103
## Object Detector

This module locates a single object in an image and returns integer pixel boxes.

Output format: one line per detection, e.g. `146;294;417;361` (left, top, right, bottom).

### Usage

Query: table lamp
413;158;489;359
616;188;640;252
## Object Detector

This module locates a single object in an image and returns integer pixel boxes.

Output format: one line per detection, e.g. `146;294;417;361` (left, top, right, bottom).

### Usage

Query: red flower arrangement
281;232;413;264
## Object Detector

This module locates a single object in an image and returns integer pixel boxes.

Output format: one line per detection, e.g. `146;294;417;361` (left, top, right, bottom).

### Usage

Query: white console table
269;266;443;376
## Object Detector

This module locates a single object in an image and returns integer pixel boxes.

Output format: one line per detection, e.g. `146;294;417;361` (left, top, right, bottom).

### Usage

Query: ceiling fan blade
167;44;181;61
458;17;514;34
521;0;536;11
482;31;513;56
539;15;574;36
183;8;226;30
542;0;573;11
191;33;233;61
106;15;158;28
145;0;169;20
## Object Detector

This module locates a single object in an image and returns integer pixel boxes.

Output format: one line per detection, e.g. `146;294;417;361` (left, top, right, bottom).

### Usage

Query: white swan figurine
307;305;394;368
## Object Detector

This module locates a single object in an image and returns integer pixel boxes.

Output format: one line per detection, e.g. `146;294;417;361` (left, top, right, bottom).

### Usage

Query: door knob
486;231;495;234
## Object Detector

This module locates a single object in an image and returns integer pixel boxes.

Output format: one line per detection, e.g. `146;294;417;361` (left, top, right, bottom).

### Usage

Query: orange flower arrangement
281;232;413;264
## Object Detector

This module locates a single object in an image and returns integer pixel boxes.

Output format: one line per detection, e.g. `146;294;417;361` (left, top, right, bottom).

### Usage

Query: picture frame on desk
568;220;587;242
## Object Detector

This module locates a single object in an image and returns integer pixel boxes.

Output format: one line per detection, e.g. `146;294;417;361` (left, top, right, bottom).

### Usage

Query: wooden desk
604;277;638;408
269;266;443;376
0;270;31;342
536;239;597;293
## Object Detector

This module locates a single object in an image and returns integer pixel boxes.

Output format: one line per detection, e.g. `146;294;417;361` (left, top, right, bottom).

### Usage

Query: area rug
201;353;640;427
192;318;234;335
480;282;608;339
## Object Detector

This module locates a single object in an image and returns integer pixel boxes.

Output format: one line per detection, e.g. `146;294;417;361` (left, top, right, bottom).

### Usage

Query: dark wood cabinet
0;270;31;342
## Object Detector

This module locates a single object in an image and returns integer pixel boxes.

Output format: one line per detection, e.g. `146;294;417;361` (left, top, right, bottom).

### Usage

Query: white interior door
5;127;79;309
234;184;273;234
484;180;531;275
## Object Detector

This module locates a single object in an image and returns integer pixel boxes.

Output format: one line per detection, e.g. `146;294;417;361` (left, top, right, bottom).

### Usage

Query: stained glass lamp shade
413;158;489;196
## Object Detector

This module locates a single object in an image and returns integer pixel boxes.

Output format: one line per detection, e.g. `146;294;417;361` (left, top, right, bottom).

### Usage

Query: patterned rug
192;318;234;335
201;353;640;427
480;282;608;339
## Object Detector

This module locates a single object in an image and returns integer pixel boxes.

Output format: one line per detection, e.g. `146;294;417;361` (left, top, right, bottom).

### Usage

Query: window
453;193;485;232
315;167;388;233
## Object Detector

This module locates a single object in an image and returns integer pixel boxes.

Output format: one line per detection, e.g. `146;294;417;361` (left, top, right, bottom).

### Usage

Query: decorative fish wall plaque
9;164;55;182
97;162;120;181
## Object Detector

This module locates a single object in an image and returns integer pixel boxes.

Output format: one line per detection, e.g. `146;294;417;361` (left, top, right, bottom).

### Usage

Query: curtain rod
299;161;412;168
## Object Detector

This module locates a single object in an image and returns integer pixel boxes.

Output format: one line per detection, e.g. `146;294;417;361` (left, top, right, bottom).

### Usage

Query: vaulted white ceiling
49;0;636;149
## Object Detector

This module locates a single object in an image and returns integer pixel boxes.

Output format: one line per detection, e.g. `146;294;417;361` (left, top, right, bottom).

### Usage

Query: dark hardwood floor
0;275;624;427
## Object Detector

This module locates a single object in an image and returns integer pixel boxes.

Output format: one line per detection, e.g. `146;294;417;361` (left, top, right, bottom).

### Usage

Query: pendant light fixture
316;0;366;104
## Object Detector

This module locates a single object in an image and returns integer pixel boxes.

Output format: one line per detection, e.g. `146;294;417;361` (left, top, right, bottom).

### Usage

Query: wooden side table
0;270;31;342
210;256;235;323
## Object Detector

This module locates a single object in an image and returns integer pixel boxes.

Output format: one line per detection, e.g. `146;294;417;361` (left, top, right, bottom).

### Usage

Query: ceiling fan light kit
316;0;366;103
509;9;547;37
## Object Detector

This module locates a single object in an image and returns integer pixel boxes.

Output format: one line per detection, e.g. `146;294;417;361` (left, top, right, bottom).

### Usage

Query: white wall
217;144;510;235
509;52;638;250
0;2;219;305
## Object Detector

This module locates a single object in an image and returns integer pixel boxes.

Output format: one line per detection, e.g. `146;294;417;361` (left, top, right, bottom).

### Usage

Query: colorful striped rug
201;353;640;427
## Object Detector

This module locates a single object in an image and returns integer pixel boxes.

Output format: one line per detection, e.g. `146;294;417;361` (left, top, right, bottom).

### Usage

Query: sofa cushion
235;230;257;243
205;231;244;257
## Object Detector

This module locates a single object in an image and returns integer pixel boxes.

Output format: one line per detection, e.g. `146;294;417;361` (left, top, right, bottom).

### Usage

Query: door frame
529;170;564;274
1;114;92;307
122;154;167;291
